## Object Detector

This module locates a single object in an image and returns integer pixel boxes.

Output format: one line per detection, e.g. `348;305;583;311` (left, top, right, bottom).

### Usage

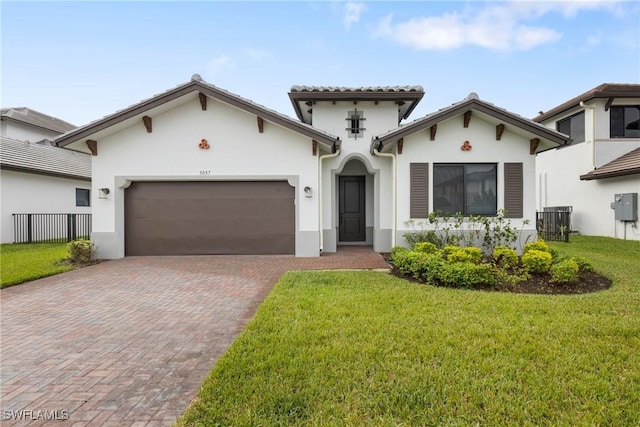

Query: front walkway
0;247;388;426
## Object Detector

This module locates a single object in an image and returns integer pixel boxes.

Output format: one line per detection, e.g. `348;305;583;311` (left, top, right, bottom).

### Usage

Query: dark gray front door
339;176;366;242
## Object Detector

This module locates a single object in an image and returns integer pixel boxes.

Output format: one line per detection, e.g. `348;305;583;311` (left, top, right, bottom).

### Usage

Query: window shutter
410;163;429;218
504;163;523;218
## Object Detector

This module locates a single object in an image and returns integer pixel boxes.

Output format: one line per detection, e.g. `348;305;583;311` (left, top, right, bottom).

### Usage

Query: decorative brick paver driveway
0;247;388;426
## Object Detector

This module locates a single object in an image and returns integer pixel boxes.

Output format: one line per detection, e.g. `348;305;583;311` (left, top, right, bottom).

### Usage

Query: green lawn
177;236;640;426
0;243;75;288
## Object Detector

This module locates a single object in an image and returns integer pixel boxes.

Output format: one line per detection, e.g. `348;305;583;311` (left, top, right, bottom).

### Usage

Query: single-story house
0;108;90;244
53;75;569;258
534;84;640;240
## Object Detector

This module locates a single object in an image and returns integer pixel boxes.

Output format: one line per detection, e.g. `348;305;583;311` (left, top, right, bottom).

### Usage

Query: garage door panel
125;181;295;255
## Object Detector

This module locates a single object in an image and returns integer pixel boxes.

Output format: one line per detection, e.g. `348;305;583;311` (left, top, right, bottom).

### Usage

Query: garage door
125;181;295;256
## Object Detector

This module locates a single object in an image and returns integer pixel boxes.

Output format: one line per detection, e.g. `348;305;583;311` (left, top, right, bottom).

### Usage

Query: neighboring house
534;84;640;241
0;108;91;244
53;75;569;259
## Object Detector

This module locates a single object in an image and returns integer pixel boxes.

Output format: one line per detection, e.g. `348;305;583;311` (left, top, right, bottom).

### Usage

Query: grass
177;236;640;426
0;242;75;288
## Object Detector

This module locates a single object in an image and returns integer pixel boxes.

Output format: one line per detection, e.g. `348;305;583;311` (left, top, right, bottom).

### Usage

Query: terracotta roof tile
580;147;640;180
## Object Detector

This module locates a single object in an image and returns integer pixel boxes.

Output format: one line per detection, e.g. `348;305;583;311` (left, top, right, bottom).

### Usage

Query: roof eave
0;164;91;181
580;167;640;181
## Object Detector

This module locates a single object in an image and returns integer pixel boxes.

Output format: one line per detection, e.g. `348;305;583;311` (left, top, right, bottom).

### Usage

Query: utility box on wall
611;193;638;221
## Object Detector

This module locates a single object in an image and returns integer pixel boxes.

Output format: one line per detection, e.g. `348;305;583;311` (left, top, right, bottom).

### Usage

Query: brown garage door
125;181;295;256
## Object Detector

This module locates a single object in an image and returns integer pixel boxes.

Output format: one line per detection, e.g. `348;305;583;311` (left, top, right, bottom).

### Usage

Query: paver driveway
1;248;389;426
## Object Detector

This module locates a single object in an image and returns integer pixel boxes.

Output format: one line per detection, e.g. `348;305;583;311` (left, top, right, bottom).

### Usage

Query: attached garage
125;181;295;256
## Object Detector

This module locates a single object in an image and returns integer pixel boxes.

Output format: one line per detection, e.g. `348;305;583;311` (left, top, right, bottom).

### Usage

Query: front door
339;176;366;242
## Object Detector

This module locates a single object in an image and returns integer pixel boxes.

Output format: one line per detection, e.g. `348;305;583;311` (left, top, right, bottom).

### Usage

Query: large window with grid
610;106;640;138
433;164;497;216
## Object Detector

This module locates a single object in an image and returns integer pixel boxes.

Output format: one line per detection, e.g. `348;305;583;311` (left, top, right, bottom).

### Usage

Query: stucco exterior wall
0;170;91;243
536;97;640;240
0;121;61;142
87;97;322;258
396;114;537;249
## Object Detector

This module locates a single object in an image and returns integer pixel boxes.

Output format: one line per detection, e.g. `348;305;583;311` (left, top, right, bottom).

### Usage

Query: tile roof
371;92;569;154
0;136;91;180
580;147;640;180
1;107;76;134
534;83;640;122
288;85;425;124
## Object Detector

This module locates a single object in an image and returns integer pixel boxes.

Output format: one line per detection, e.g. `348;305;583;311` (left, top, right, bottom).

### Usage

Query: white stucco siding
0;170;91;243
89;97;321;257
312;101;399;147
396;114;538;235
1;121;61;142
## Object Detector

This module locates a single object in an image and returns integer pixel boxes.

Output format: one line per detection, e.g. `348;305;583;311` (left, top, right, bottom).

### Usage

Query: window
76;188;90;207
557;111;585;143
433;164;497;215
345;109;365;139
610;106;640;138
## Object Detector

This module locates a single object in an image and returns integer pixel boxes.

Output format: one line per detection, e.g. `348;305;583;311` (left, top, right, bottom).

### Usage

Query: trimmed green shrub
523;239;550;254
396;252;440;279
413;242;439;255
493;246;519;269
417;255;446;286
551;259;580;284
522;249;552;274
462;246;483;264
442;245;483;264
390;246;410;264
572;256;594;273
67;240;94;264
437;262;496;288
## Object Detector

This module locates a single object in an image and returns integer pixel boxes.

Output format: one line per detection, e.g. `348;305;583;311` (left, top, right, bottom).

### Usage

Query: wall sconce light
98;188;110;199
304;186;312;198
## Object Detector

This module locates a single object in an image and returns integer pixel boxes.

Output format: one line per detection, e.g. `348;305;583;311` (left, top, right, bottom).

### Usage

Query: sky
2;1;639;128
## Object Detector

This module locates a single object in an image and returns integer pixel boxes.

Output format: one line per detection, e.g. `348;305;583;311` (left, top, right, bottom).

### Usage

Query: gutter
372;143;397;249
318;142;341;252
580;101;596;170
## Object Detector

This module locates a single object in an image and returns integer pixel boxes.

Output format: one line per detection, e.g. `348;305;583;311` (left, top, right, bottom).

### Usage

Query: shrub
522;249;552;274
390;246;410;264
413;242;439;255
437;262;496;289
524;239;550;254
417;255;446;286
572;256;594;273
462;246;483;264
67;240;95;264
493;246;519;269
442;245;483;264
395;252;440;279
551;259;580;284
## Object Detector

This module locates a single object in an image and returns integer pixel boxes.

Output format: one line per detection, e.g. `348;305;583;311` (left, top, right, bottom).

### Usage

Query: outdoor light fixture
98;188;110;199
304;186;312;198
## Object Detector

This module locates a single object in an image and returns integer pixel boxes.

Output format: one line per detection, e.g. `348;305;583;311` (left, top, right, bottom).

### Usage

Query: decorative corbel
312;140;318;156
496;124;505;140
397;138;404;154
463;110;472;128
142;116;152;133
604;97;614;111
86;140;98;156
199;93;207;111
530;138;540;154
257;117;264;133
430;124;437;141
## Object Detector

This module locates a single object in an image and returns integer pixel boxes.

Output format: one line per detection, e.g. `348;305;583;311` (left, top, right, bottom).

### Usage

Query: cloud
344;1;365;28
374;1;623;51
244;48;271;61
206;55;233;75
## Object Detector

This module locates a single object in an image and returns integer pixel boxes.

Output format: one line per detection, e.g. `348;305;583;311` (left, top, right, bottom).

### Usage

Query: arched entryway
337;158;374;246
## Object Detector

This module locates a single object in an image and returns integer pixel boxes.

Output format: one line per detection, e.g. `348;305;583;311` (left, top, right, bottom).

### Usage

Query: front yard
0;243;75;288
177;236;640;426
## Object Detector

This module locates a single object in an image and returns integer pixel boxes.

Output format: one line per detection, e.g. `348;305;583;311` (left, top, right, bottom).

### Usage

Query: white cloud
344;1;365;28
374;1;624;51
206;55;233;75
244;48;271;61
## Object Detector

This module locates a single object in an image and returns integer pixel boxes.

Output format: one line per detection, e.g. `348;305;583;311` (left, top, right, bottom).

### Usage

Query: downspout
580;101;596;170
318;141;341;253
373;141;397;249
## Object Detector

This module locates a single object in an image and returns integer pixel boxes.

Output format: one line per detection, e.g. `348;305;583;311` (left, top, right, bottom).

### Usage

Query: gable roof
288;85;425;125
371;93;570;154
54;75;341;153
0;136;91;181
580;147;640;180
534;83;640;122
1;107;76;135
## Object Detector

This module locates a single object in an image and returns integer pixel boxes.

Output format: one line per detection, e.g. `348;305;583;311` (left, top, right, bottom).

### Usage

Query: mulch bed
381;254;612;295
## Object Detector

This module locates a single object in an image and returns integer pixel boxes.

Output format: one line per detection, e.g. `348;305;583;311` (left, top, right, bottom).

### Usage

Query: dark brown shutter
504;163;523;218
410;163;429;218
